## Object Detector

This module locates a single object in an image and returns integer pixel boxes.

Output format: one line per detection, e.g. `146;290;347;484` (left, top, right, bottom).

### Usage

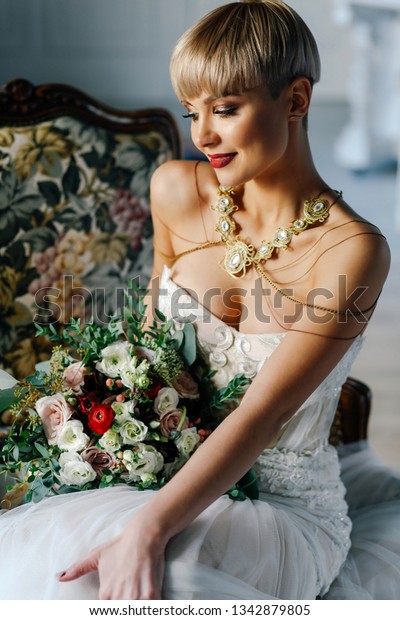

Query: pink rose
63;361;86;393
81;446;115;475
172;371;199;399
159;409;188;438
35;394;72;445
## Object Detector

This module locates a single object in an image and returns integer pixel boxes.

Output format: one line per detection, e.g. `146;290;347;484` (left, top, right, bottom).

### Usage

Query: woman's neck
239;138;327;225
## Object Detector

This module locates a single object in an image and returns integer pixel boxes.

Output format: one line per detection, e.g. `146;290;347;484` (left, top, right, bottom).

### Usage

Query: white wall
0;0;350;114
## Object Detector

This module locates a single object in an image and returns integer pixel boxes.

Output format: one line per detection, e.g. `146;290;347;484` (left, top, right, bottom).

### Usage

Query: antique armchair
0;78;181;394
329;377;371;446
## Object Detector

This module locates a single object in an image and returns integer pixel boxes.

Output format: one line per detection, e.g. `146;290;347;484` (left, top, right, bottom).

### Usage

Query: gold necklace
211;185;335;278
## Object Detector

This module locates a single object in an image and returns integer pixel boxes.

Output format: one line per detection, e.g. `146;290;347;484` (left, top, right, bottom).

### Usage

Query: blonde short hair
170;0;320;101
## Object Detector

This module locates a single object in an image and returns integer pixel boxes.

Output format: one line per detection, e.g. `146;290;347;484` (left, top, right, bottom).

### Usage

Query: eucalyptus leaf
170;330;184;349
34;442;50;459
0;386;19;413
180;323;197;366
31;478;49;503
25;370;48;387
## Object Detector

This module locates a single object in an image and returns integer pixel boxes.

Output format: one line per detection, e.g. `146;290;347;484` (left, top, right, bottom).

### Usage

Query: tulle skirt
0;484;321;600
0;442;399;600
323;442;400;600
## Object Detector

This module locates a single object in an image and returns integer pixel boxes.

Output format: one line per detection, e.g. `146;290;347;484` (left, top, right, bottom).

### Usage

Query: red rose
144;381;163;400
88;403;114;435
78;396;96;415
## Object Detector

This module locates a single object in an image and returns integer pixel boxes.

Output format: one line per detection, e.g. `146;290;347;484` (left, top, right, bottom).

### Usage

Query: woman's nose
192;118;219;150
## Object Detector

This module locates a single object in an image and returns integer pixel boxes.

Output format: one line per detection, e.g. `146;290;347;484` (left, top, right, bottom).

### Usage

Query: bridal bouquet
0;282;252;504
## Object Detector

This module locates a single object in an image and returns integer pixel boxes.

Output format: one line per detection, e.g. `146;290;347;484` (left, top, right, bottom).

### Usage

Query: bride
0;0;399;601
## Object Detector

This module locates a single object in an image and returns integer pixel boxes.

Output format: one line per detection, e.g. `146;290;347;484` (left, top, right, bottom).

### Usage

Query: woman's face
182;84;291;187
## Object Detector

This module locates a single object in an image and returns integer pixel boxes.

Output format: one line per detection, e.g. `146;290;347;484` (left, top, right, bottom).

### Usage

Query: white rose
95;342;132;378
58;452;97;486
175;427;200;458
123;444;164;482
99;429;121;453
120;359;150;390
36;393;72;445
56;420;90;452
111;400;136;417
118;418;148;445
122;449;135;463
153;387;180;416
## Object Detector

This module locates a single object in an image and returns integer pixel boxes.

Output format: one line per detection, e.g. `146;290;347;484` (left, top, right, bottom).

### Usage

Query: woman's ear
287;77;312;121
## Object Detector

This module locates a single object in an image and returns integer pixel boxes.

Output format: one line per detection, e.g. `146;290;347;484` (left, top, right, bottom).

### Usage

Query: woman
0;0;398;600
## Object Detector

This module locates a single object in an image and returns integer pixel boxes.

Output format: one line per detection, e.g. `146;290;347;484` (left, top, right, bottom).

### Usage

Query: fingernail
56;571;66;580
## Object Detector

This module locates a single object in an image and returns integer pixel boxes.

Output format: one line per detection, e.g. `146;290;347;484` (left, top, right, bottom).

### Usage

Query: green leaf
41;471;55;488
34;442;50;459
6;240;28;272
180;323;197;366
38;181;61;207
62;165;80;195
0;387;20;413
18;227;57;253
30;477;50;503
237;469;259;499
154;308;167;322
226;469;259;502
81;149;102;169
170;330;183;349
25;370;48;387
12;445;19;462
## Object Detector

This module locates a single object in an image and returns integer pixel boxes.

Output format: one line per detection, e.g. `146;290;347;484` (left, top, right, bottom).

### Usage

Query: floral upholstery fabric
0;116;173;393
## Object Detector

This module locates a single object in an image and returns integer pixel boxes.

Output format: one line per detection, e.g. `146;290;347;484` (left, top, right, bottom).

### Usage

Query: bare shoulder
149;160;218;272
150;159;217;219
314;207;391;312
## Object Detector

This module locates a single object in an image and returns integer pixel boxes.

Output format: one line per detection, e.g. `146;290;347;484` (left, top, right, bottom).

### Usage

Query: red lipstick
208;153;237;169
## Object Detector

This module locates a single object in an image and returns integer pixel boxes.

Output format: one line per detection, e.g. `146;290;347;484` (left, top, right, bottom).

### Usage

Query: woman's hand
59;513;167;600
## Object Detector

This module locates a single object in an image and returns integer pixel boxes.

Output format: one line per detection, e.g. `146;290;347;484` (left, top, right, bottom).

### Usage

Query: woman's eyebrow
181;93;242;106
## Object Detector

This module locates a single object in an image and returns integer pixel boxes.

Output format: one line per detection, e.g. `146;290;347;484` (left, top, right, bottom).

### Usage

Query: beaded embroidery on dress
0;265;399;600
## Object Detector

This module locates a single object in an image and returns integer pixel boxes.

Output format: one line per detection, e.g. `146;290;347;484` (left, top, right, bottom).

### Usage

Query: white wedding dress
0;266;399;600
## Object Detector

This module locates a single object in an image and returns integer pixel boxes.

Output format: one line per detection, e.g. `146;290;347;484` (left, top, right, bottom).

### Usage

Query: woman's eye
214;106;237;117
182;112;198;121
